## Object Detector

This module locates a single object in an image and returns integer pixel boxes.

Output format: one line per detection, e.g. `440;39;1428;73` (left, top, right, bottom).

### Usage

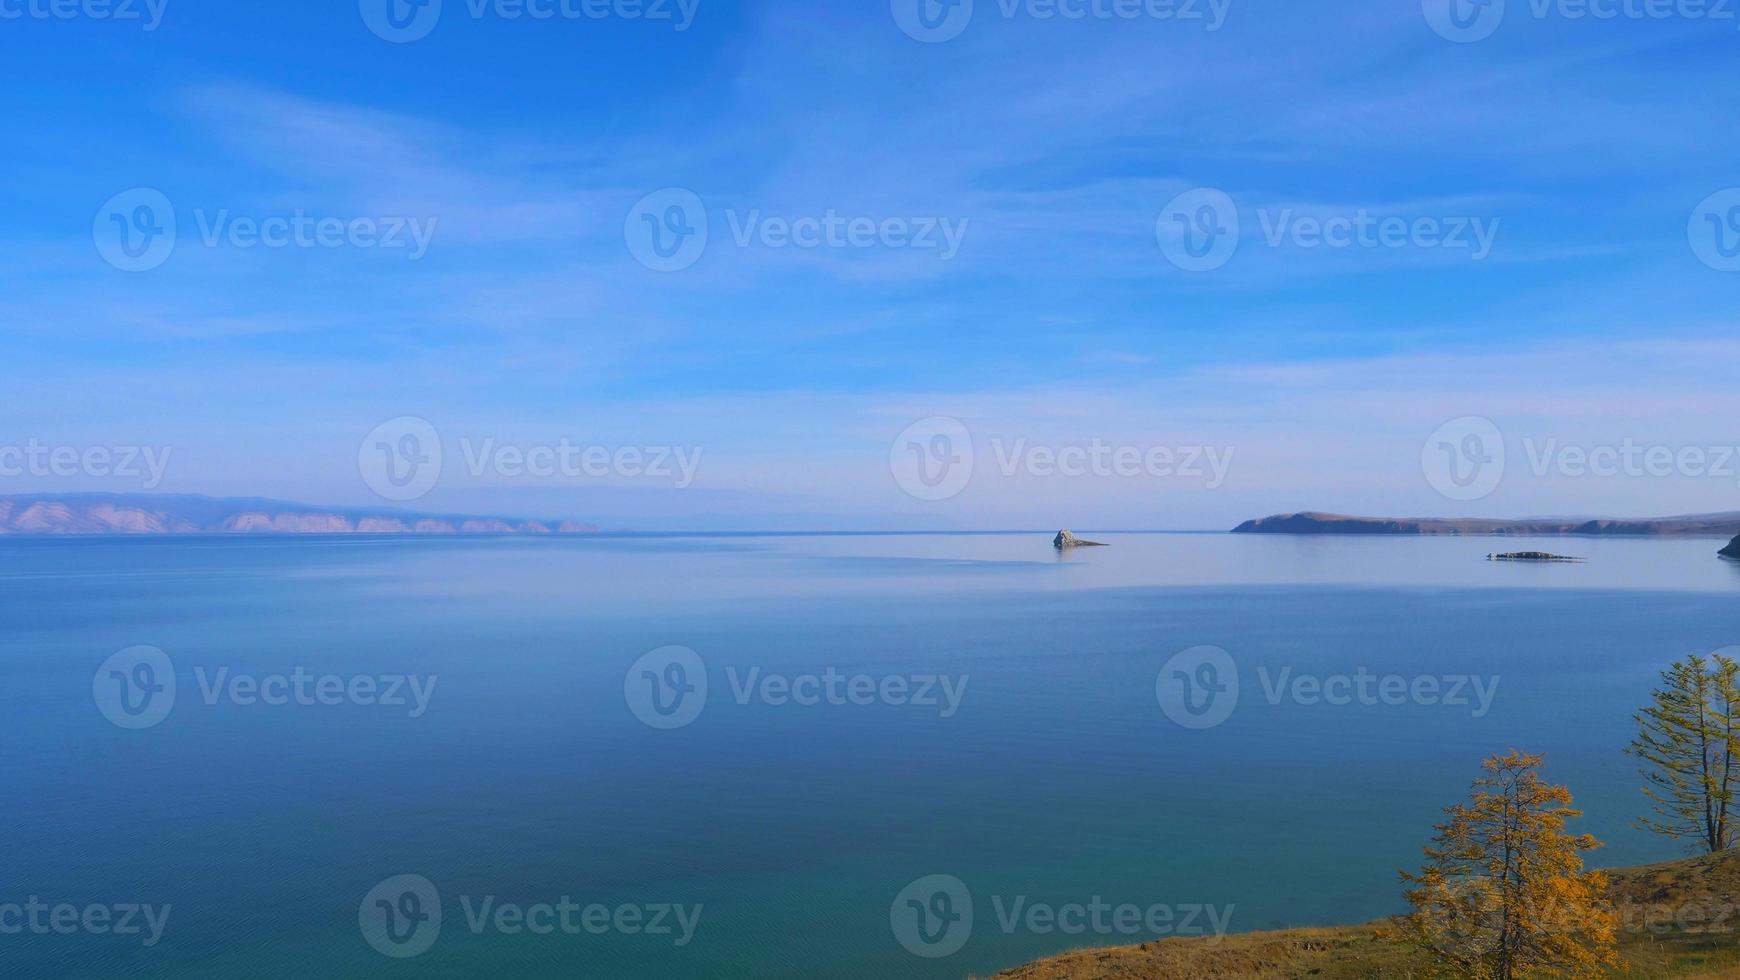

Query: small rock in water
1487;551;1584;562
1054;529;1109;549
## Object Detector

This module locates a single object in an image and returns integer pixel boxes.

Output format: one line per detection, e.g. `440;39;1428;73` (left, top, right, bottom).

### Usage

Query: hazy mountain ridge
1233;511;1740;537
0;494;598;536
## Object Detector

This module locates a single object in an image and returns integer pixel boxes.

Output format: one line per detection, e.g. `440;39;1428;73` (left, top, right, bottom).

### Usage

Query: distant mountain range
1233;511;1740;537
0;494;598;536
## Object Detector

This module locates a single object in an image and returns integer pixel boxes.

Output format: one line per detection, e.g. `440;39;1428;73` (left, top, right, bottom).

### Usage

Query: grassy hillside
995;849;1740;979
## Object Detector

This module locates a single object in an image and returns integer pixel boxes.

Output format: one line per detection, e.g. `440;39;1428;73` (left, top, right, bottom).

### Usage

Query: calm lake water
2;532;1737;978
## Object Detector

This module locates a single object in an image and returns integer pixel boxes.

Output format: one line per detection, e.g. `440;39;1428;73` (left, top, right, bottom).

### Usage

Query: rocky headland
1233;511;1740;537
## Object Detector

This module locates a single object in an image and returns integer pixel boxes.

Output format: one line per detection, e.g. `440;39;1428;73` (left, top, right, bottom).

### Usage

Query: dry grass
993;850;1740;979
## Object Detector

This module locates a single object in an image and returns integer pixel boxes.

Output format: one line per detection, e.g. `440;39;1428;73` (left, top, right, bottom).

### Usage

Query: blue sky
2;0;1739;529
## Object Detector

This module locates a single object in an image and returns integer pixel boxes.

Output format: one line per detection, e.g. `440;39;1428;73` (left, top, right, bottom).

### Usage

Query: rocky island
1487;551;1585;562
1723;534;1740;560
1053;530;1108;549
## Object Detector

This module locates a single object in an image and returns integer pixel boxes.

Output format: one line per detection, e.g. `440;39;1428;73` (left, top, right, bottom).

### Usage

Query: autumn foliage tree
1628;652;1738;854
1398;750;1617;979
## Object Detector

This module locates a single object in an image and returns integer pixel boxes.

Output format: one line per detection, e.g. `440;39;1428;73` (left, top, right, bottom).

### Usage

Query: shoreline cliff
0;494;598;536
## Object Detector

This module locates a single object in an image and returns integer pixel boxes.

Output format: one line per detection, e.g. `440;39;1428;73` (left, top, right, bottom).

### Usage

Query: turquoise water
2;532;1737;978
